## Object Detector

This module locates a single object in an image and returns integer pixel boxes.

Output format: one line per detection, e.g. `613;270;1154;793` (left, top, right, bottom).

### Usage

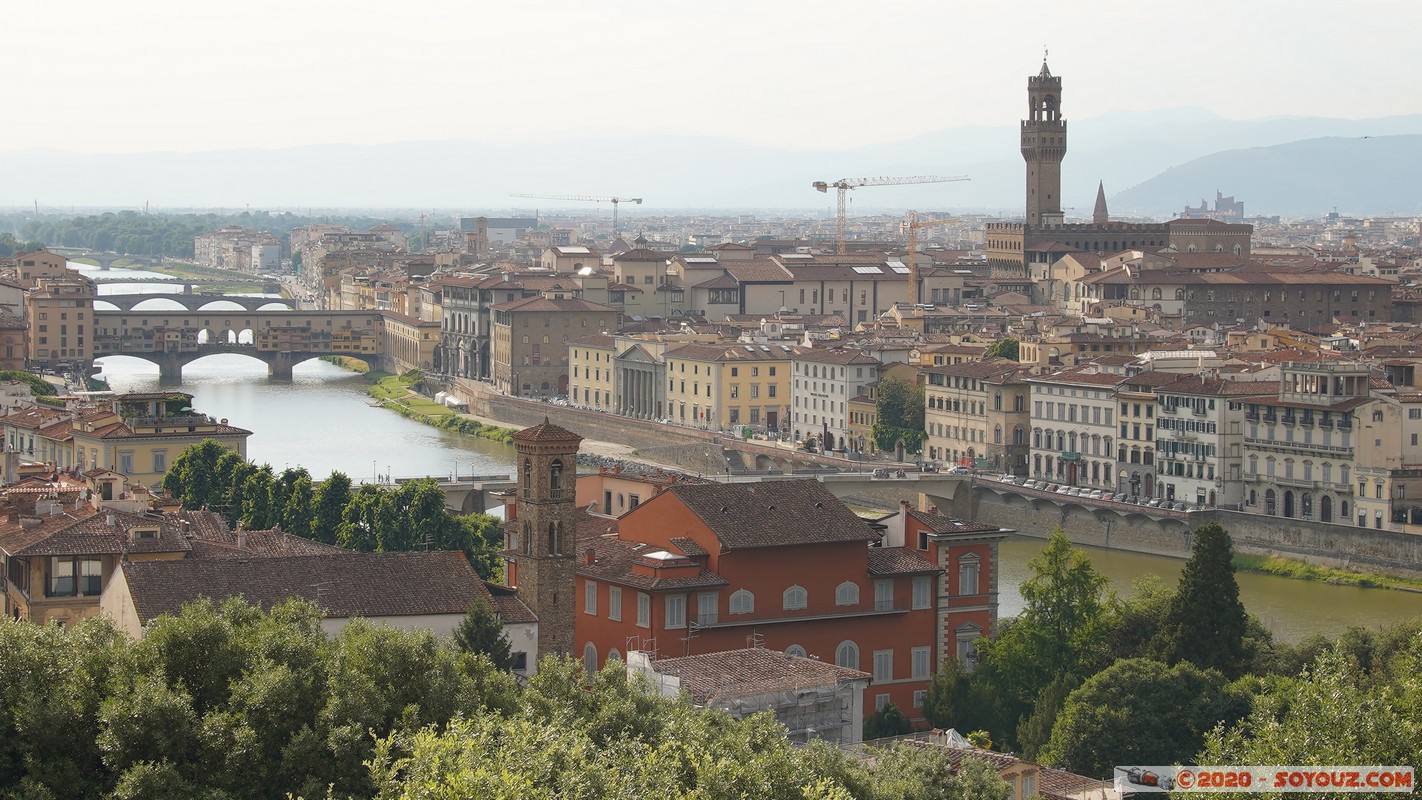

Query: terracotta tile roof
793;347;881;366
663;342;802;362
121;551;489;622
576;535;728;591
511;418;583;443
571;333;617;347
6;508;191;557
668;536;707;557
185;526;349;559
485;582;538;624
721;259;793;283
906;508;1003;536
649;647;869;705
490;296;617;313
867;546;941;575
662;480;877;550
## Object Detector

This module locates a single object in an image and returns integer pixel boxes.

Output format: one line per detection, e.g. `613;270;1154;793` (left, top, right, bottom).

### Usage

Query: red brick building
570;479;940;718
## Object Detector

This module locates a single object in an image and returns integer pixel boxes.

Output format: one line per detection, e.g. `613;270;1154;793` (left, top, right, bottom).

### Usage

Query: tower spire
1093;180;1109;225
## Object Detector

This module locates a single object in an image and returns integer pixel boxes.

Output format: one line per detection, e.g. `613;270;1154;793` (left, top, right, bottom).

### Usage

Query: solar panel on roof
890;266;911;274
684;257;717;263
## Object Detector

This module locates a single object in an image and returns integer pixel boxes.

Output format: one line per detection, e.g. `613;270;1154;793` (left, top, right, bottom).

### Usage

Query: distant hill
1110;135;1422;217
3;111;1421;212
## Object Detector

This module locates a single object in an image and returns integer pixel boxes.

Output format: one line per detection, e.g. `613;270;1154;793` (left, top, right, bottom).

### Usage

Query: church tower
1093;180;1109;224
507;418;582;661
1021;58;1066;227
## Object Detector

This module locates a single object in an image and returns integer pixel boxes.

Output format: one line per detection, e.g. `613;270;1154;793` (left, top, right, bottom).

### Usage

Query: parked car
949;466;973;476
1089;490;1104;499
1146;498;1162;507
1101;492;1115;501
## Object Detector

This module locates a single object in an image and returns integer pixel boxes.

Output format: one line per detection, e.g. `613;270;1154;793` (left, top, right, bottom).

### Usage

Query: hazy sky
6;0;1418;154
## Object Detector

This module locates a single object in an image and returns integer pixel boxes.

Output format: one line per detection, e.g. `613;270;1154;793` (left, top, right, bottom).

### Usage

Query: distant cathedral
985;59;1251;275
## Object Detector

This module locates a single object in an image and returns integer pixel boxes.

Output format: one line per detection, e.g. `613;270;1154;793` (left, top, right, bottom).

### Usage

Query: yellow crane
812;175;969;255
904;211;963;305
509;193;644;235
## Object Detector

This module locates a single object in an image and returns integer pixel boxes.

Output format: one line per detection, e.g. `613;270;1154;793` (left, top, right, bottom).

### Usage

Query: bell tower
506;418;582;661
1021;57;1066;227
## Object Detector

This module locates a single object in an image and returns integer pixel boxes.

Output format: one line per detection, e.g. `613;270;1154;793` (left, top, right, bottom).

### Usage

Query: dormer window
129;527;160;542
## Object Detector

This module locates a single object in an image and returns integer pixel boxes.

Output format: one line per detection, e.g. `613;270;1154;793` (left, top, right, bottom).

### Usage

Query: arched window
607;648;622;663
550;459;564;498
1033;428;1042;448
522;521;532;555
782;585;807;610
583;642;597;675
994;425;1002;444
835;640;860;670
835;581;860;606
522;459;532;495
1175;288;1185;300
786;644;807;658
1152;287;1163;300
548;522;560;555
730;589;755;614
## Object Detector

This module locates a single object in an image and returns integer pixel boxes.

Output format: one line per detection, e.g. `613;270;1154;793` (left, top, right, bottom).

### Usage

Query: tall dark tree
281;475;316;539
453;600;513;670
240;465;276;530
312;471;352;544
1152;522;1248;677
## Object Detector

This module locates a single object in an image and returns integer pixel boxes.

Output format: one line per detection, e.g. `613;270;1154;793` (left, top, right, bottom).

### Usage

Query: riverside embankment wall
961;486;1422;579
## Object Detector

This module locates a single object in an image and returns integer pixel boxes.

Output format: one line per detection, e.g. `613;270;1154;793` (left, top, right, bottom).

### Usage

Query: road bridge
50;249;163;269
95;293;294;312
92;308;390;379
379;474;517;514
90;275;275;289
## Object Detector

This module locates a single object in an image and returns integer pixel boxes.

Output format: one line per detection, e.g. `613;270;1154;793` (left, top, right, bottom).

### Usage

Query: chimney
236;530;247;550
900;499;912;514
584;547;596;565
105;514;115;527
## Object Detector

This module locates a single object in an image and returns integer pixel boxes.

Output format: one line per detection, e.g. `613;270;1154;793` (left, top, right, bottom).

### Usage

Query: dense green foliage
365;371;517;444
0;599;1013;800
922;523;1422;779
982;338;1019;361
0;210;407;259
0;232;45;258
0;370;57;397
872;376;926;453
1039;658;1248;777
162;440;504;578
1151;521;1248;677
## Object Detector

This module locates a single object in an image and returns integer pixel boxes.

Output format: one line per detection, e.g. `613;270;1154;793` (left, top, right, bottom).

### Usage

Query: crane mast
509;193;644;235
812;175;969;254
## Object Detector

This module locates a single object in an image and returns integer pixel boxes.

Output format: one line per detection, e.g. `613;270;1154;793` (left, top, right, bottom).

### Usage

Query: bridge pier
269;352;295;380
156;352;183;381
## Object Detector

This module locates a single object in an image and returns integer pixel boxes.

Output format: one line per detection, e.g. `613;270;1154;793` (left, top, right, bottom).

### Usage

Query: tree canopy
162;440;504;578
0;599;1012;800
872;376;926;453
983;338;1020;361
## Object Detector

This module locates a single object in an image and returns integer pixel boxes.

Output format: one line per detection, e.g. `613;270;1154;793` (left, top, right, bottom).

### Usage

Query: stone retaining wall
964;485;1422;579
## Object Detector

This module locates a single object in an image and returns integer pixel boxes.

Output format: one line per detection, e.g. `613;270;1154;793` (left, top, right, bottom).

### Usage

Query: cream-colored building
1027;367;1123;490
662;342;801;431
924;359;1031;473
14;250;70;289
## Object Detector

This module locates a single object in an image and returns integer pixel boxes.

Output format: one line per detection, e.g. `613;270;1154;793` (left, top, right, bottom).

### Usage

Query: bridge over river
95;293;294;312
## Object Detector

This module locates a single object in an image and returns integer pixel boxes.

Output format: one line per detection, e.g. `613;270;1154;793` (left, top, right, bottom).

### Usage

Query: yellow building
662;342;800;431
380;312;441;374
568;333;617;412
68;392;251;487
26;274;95;369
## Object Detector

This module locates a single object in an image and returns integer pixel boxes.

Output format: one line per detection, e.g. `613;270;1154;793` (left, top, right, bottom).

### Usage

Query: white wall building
1027;367;1122;490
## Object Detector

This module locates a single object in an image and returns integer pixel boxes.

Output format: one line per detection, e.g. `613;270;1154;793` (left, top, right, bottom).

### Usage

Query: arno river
87;266;1422;643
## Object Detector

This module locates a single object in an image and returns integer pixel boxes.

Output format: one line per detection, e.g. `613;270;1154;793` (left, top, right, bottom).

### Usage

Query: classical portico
616;344;665;421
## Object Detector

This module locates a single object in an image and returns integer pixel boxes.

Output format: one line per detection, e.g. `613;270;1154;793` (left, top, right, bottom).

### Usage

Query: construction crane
509;193;643;235
812;175;969;255
904;211;963;305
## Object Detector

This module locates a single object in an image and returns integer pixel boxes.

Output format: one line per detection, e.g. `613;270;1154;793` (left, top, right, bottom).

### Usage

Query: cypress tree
1152;522;1247;677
